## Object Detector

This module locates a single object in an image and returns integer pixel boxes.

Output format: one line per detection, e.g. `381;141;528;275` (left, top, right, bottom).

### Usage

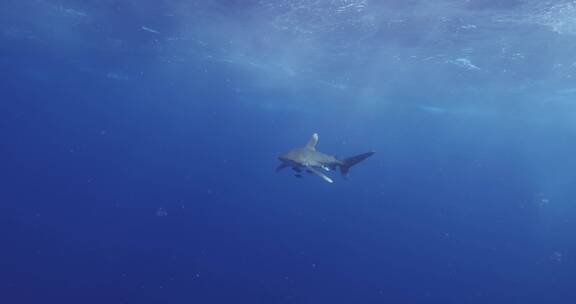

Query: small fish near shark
276;133;374;183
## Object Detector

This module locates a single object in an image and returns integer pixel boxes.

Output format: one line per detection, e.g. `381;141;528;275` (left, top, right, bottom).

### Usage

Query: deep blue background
2;1;576;303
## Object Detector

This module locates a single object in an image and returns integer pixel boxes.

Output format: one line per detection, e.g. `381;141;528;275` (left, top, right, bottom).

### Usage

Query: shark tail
340;151;375;177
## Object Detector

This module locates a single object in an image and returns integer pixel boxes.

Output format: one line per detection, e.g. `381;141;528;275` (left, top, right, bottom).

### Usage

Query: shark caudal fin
340;151;375;176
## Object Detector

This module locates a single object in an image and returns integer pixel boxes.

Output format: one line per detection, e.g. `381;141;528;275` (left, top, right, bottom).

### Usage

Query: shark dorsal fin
305;133;319;150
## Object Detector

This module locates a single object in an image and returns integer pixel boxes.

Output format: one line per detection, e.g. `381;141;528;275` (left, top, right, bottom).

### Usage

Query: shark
276;133;375;183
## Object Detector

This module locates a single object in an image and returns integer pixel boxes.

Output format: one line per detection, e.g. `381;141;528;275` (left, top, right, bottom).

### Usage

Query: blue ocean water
2;0;576;303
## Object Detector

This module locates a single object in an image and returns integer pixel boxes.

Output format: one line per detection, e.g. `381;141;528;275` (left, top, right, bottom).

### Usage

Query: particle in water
156;208;168;217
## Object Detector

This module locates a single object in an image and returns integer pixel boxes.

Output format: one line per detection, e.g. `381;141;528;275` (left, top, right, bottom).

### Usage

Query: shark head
277;151;300;167
278;150;298;163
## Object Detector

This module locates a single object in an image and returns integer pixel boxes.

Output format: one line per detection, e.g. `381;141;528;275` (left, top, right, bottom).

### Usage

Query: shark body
276;133;374;183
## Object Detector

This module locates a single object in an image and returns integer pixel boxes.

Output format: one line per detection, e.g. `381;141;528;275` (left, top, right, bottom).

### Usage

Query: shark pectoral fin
276;163;288;172
307;166;334;184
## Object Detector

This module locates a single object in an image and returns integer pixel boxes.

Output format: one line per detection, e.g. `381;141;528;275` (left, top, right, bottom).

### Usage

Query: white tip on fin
307;166;333;183
305;133;319;150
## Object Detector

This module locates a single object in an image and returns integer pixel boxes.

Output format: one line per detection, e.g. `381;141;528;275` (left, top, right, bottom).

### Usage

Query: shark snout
278;153;292;162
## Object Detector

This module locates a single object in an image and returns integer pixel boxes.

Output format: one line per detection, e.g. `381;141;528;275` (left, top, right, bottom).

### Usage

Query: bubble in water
156;208;168;217
538;192;550;206
550;251;563;263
